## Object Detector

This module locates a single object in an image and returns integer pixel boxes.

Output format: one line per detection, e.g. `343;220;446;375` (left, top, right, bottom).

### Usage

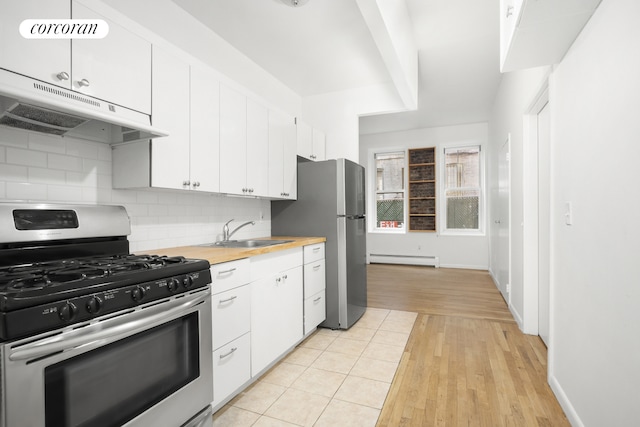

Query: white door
246;98;269;197
538;102;551;346
497;136;511;301
219;84;247;195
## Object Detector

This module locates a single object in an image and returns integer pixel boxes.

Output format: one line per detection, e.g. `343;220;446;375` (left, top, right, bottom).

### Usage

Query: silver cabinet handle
219;347;238;359
313;296;322;303
217;268;236;275
218;295;237;304
313;264;322;270
313;247;321;252
192;181;200;188
78;78;90;87
506;5;514;17
276;277;281;283
56;71;69;81
183;180;191;186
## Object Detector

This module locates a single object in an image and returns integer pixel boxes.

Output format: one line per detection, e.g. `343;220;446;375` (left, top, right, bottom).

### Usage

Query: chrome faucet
222;219;255;242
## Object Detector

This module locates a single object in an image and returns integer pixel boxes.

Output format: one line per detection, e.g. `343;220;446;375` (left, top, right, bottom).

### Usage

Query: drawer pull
313;296;322;303
218;296;237;304
219;347;238;359
313;247;321;252
313;264;322;270
217;268;237;275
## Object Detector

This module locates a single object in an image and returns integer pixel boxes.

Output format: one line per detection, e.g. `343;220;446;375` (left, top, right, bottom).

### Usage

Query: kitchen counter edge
143;236;326;265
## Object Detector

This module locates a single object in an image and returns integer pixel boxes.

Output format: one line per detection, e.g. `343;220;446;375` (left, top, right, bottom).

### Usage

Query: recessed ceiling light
281;0;310;7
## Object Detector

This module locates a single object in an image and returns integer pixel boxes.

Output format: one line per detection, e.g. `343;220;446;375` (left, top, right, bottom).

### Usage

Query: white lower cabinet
210;260;251;410
212;333;251;409
250;248;304;376
303;243;326;335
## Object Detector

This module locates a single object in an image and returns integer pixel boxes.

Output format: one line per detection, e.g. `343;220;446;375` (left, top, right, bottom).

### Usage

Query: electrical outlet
506;283;511;293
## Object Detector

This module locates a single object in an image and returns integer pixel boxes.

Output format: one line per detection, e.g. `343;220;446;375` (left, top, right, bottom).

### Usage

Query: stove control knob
86;296;103;314
183;274;194;288
167;278;180;293
131;286;146;302
59;302;78;322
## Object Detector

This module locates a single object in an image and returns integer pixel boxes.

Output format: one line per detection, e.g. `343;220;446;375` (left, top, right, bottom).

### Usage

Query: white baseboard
369;253;440;268
549;373;584;427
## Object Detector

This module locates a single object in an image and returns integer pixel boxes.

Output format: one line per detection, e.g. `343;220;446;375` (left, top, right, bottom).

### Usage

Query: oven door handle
9;291;210;362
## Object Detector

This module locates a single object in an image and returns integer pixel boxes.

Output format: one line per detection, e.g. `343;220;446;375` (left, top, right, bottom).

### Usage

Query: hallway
368;264;569;426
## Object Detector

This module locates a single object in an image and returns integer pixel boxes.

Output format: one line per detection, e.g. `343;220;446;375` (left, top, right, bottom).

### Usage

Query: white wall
360;123;489;269
0;127;270;253
488;0;640;425
547;0;640;424
488;66;550;325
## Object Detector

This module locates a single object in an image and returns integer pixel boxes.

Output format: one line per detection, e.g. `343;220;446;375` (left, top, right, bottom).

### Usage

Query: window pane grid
375;151;405;229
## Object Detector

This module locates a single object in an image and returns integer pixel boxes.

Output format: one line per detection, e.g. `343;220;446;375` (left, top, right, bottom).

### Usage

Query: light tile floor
212;307;418;427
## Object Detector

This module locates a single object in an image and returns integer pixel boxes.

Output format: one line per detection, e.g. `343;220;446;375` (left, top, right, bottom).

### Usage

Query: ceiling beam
356;0;418;111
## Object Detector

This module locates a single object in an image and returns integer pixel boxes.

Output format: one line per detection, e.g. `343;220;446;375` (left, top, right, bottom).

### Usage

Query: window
374;151;405;230
442;145;483;233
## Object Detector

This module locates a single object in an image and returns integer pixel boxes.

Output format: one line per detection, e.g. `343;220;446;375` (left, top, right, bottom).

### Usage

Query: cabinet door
268;110;285;198
219;84;247;195
212;285;250;350
72;1;151;114
150;46;190;190
190;65;220;193
212;333;251;409
0;0;70;88
283;114;297;199
246;98;269;197
304;290;326;335
296;119;313;161
251;266;303;376
312;128;326;161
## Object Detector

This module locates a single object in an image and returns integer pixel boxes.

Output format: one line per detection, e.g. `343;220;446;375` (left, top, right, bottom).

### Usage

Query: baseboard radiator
369;253;440;268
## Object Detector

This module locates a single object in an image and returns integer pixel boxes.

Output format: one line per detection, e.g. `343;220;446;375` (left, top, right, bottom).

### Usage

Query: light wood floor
368;264;569;427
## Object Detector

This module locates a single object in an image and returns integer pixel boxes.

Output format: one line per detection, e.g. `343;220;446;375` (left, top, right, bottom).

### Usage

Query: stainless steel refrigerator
271;158;367;330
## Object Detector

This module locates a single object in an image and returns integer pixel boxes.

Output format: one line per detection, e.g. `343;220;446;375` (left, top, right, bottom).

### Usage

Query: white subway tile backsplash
48;153;84;172
0;164;28;182
0;127;272;251
47;185;83;202
27;132;66;153
29;167;66;185
0;128;28;148
7;147;47;167
6;182;47;200
66;139;99;159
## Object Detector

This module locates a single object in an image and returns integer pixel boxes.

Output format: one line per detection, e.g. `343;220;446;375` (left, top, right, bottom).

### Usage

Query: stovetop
0;254;209;311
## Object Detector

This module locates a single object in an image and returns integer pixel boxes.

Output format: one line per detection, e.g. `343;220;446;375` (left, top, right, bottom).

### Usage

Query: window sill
369;228;406;235
439;230;485;237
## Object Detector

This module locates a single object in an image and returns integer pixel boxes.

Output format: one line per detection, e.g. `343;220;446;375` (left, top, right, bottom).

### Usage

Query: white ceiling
172;0;502;135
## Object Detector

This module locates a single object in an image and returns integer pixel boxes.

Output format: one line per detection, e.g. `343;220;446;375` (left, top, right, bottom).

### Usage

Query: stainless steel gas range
0;203;213;427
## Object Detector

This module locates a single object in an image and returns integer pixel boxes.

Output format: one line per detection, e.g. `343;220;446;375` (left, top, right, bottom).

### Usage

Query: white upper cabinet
268;110;297;199
190;64;220;193
220;84;270;198
0;0;151;114
500;0;602;72
71;1;151;114
219;84;248;195
0;0;70;85
246;98;269;197
296;119;326;161
112;48;220;192
149;45;190;190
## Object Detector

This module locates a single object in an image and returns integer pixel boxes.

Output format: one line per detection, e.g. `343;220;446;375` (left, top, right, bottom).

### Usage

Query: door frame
522;82;550;336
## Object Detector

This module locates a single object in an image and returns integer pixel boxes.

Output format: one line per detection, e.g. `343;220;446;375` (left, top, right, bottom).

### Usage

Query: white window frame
439;143;486;236
367;147;407;234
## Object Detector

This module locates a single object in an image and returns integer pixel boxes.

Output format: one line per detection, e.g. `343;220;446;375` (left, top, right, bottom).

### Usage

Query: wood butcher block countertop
145;236;326;265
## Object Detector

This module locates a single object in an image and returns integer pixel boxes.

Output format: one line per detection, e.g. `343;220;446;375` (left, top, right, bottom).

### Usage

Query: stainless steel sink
200;239;292;248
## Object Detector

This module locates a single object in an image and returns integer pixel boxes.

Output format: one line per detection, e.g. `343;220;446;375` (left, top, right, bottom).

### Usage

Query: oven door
1;288;213;427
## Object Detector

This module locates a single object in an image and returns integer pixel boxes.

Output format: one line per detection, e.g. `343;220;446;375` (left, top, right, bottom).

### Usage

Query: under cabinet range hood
0;69;168;143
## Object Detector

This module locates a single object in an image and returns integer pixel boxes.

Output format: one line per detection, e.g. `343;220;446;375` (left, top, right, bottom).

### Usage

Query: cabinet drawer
304;290;326;335
304;259;325;297
304;243;325;264
212;333;251;408
250;247;302;281
211;258;250;294
212;284;250;350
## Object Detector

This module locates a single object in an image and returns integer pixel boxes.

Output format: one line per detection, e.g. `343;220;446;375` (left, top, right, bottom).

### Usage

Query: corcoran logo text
19;19;109;39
